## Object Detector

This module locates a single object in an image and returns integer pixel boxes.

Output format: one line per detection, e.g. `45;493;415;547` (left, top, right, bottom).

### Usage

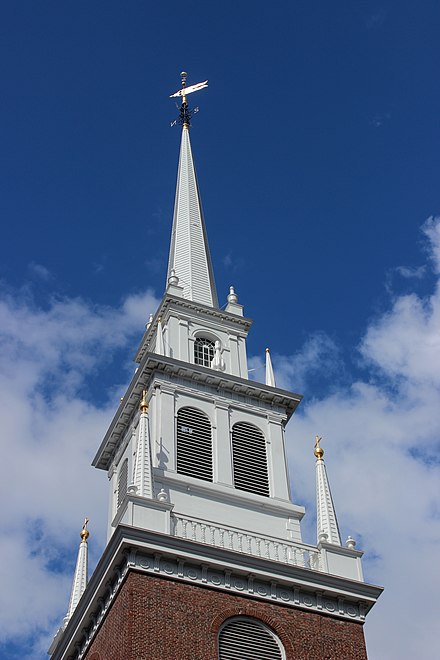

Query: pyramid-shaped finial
314;436;341;546
265;348;276;387
63;518;90;627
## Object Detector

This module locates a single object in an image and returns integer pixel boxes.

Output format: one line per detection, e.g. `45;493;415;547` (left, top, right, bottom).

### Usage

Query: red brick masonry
85;571;367;660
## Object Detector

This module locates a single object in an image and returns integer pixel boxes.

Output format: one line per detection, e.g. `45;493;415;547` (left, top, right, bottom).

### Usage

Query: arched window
117;458;128;508
194;336;215;367
219;617;284;660
176;407;213;482
232;422;269;497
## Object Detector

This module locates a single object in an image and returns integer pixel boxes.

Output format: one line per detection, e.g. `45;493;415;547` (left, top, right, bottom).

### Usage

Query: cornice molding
50;526;383;660
135;293;253;363
93;353;302;470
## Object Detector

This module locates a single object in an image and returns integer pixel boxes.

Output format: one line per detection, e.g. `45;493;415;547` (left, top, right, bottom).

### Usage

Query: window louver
219;618;284;660
194;336;215;367
232;422;269;497
176;407;213;482
117;458;128;508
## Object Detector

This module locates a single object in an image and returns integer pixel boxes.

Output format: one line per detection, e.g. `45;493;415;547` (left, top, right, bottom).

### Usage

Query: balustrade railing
171;513;322;571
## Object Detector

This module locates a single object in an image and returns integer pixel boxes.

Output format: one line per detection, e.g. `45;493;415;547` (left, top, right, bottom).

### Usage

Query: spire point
314;435;324;459
79;517;89;543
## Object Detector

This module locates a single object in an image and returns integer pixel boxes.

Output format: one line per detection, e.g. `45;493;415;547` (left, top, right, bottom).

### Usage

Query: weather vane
170;71;208;128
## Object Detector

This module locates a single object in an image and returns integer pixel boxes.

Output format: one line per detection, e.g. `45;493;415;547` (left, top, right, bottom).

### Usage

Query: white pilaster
155;318;165;355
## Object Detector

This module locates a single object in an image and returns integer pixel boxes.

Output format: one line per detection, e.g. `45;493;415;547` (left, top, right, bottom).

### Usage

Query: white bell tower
93;73;306;549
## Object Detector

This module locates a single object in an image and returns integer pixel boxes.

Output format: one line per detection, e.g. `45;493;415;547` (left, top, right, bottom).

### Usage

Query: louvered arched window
232;422;269;497
176;407;213;482
194;336;215;367
219;617;284;660
117;458;128;508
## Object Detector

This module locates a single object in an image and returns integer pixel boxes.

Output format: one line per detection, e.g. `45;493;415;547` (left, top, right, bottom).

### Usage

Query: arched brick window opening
218;616;285;659
232;422;269;497
176;407;213;482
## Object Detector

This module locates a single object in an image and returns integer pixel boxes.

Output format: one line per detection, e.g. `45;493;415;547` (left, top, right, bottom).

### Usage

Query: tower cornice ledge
135;293;253;363
50;524;383;660
93;353;302;470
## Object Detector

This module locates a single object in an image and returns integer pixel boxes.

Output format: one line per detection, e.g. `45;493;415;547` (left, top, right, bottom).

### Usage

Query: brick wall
85;571;367;660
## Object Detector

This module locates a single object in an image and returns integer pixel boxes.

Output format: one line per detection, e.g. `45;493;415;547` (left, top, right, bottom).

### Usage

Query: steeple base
49;525;382;659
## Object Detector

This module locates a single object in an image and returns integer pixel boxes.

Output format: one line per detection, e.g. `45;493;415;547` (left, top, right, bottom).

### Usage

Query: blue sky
1;2;439;658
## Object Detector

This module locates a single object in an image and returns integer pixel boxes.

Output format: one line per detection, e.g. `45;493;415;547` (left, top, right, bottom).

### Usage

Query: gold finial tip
266;347;270;353
314;435;324;459
140;389;149;413
80;518;90;542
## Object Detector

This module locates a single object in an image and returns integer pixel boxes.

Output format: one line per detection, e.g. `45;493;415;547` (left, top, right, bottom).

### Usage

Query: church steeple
49;76;382;660
166;73;218;308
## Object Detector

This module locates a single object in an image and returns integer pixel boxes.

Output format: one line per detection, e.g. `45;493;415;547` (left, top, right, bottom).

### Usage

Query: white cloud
0;288;159;654
28;262;52;281
278;217;440;659
395;264;426;279
2;218;440;659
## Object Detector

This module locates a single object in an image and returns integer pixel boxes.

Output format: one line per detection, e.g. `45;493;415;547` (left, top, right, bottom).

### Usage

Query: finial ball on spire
140;390;149;413
314;435;324;459
80;517;90;542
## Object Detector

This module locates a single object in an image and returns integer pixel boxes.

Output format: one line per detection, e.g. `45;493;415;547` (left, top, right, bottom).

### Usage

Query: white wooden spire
265;348;276;387
130;391;154;499
63;519;89;626
314;437;341;546
166;123;218;308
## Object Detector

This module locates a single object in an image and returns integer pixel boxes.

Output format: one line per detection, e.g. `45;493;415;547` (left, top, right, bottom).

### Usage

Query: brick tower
49;74;382;660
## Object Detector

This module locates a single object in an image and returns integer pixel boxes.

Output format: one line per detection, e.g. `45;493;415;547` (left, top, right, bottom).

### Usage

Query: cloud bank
280;218;440;659
0;288;159;658
1;219;439;658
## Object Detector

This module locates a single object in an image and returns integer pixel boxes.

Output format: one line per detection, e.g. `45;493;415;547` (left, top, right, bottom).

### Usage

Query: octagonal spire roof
166;124;218;308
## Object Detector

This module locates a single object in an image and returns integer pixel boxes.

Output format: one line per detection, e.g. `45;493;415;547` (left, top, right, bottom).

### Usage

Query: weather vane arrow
170;71;208;128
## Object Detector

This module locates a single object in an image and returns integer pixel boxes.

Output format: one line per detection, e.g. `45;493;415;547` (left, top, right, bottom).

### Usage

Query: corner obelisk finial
63;518;90;627
314;435;341;545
